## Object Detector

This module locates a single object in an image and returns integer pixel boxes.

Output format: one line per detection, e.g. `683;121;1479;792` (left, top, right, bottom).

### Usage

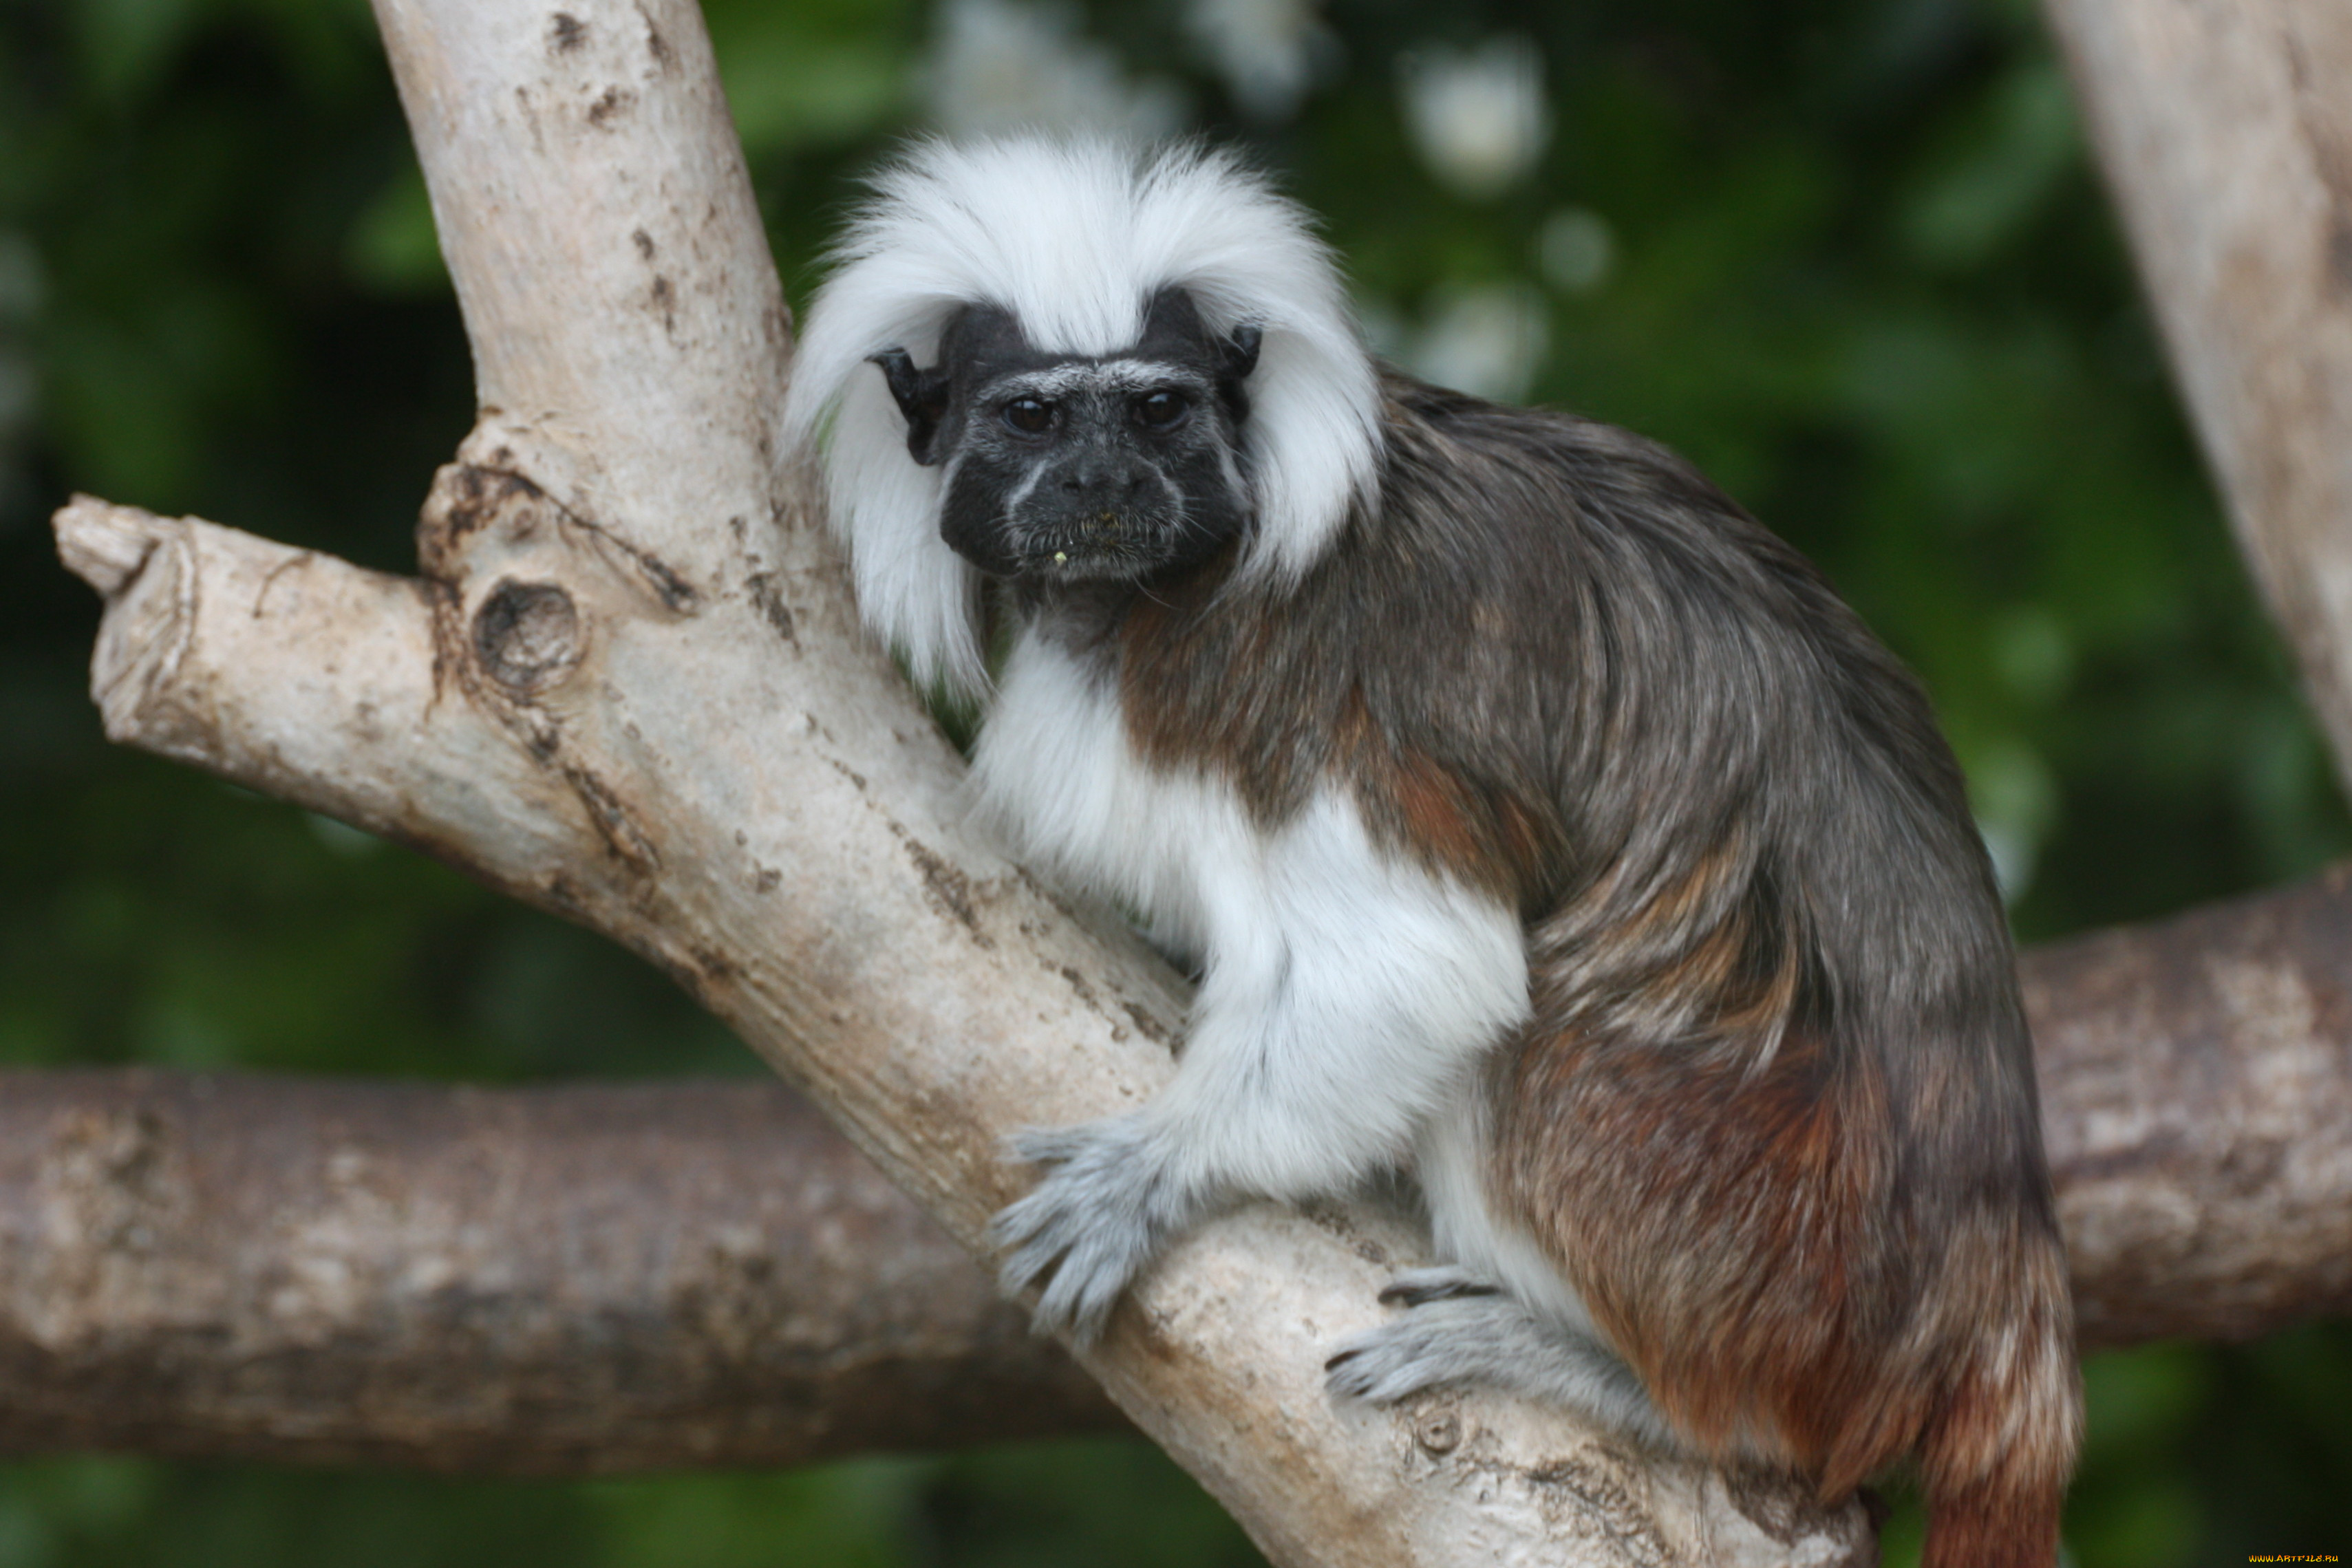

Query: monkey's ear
1223;324;1263;382
869;347;952;465
1215;325;1263;425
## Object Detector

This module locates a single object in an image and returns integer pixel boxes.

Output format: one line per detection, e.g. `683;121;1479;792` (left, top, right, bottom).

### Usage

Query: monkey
781;136;2081;1567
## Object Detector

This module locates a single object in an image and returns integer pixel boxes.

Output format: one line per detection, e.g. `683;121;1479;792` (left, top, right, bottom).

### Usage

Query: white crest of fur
781;136;1383;700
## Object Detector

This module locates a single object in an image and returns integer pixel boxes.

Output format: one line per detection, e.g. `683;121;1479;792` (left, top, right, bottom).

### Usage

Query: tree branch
0;1072;1119;1472
2031;866;2352;1349
2040;0;2352;787
44;0;1870;1560
7;867;2351;1472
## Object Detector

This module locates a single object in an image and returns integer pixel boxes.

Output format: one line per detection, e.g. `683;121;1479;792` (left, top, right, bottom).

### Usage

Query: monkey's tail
1914;1327;2082;1568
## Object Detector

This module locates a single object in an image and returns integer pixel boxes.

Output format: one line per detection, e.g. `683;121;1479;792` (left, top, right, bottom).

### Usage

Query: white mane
781;136;1383;701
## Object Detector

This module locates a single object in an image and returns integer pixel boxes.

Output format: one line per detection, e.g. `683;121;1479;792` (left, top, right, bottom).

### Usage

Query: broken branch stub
45;0;1874;1560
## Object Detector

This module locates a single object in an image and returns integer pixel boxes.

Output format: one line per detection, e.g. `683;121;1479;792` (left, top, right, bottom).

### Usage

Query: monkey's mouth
1012;509;1193;581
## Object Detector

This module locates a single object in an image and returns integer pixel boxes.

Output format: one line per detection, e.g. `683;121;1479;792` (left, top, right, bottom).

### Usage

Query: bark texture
6;867;2351;1472
2041;0;2352;791
0;1071;1118;1473
2033;866;2352;1350
43;0;1872;1561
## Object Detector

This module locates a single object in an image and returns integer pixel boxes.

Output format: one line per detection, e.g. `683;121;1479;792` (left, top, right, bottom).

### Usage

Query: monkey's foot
1325;1295;1678;1451
990;1116;1194;1346
1325;1294;1529;1401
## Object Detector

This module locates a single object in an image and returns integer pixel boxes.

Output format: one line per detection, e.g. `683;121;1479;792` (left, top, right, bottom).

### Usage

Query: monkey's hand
990;1115;1199;1345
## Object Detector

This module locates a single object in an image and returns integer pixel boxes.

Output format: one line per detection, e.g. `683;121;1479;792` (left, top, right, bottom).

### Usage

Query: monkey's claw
990;1116;1188;1346
1376;1265;1501;1307
1325;1312;1467;1404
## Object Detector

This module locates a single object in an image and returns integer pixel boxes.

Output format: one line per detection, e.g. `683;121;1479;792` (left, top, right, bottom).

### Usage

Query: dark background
2;0;2348;1560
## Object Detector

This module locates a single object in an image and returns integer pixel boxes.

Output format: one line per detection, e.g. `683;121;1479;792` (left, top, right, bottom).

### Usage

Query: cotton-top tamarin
782;137;2080;1567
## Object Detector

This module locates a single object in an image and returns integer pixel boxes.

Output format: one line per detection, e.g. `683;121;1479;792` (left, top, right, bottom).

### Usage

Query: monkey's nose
1060;461;1153;496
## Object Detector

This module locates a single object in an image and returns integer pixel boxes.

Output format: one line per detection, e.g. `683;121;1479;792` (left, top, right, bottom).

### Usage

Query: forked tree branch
5;869;2352;1473
41;0;1868;1561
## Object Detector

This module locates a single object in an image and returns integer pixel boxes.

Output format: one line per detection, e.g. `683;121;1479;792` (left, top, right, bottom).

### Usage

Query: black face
869;288;1262;585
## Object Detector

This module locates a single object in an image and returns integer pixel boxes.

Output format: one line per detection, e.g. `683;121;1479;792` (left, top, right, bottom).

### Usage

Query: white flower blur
925;0;1187;139
1186;0;1330;121
1398;36;1551;198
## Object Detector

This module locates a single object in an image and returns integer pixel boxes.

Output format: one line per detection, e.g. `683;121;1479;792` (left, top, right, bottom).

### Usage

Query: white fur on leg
1415;1084;1601;1335
1146;788;1530;1199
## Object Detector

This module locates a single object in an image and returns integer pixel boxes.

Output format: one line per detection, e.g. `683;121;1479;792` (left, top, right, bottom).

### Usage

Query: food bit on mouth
1054;551;1068;563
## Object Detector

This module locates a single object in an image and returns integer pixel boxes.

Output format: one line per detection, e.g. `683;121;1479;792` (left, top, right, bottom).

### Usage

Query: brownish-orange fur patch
1349;736;1557;907
1495;1026;1889;1475
1493;1019;2076;1552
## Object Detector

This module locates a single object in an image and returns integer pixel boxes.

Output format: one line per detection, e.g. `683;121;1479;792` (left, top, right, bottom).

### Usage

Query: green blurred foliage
1;0;2346;1560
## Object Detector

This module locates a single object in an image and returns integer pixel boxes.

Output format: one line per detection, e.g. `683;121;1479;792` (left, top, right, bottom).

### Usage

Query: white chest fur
967;627;1246;963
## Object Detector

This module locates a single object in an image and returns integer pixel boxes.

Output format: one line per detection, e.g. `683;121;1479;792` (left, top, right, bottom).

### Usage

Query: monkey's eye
1001;398;1056;435
1134;391;1190;429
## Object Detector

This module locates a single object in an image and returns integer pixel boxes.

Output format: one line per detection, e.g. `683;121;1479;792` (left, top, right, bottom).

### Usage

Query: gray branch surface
6;869;2349;1473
